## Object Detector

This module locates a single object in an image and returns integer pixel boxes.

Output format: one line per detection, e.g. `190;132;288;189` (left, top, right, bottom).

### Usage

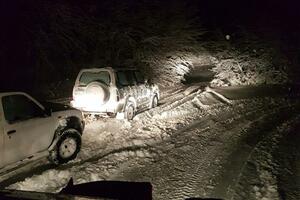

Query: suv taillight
73;87;85;96
116;89;120;101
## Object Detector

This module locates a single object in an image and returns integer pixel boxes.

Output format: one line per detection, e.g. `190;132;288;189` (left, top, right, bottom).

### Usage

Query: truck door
2;94;56;166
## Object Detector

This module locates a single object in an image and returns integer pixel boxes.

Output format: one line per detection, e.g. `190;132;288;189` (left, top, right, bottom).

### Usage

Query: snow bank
150;54;216;87
211;55;289;87
8;170;71;193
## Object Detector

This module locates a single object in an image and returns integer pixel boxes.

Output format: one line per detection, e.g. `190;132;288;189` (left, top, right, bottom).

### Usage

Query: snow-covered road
2;85;300;200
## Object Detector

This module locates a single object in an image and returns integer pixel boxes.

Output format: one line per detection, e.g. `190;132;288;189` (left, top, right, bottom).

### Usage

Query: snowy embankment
210;56;289;87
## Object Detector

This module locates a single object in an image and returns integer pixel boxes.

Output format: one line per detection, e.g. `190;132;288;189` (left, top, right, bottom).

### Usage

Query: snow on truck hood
43;102;75;112
43;101;83;119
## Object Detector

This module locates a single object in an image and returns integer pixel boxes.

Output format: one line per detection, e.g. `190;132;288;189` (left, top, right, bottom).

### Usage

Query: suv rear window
116;71;129;87
79;71;111;86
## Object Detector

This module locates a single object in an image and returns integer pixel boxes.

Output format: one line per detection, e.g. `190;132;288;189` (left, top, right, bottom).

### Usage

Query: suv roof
114;68;137;71
80;67;138;72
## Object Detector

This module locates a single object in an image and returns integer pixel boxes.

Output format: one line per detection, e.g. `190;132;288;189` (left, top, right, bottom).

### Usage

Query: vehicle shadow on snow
0;144;156;190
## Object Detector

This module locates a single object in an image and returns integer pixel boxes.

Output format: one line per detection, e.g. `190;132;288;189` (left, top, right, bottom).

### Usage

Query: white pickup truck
0;92;84;169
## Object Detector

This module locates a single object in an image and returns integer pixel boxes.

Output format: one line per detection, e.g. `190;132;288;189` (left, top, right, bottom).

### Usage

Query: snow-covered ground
233;115;300;200
3;85;300;200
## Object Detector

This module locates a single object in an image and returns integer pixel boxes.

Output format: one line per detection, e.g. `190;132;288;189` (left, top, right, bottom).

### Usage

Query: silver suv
71;67;160;119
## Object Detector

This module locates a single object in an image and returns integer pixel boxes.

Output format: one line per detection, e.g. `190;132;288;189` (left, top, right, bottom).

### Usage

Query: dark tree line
1;0;202;93
1;0;299;96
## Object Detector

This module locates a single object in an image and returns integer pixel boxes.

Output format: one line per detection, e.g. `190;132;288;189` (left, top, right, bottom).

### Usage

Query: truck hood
43;101;74;112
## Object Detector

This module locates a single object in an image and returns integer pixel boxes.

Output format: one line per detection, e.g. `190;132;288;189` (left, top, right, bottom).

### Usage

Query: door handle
7;130;16;135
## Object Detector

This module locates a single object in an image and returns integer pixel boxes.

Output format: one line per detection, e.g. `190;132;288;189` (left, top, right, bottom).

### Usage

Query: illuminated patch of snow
211;58;289;87
8;170;71;193
116;112;125;120
183;86;201;96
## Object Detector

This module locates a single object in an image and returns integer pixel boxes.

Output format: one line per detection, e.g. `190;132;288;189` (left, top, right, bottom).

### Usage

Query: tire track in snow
231;116;300;200
90;99;293;200
0;144;156;189
140;89;200;118
151;102;300;200
165;106;277;200
210;103;300;199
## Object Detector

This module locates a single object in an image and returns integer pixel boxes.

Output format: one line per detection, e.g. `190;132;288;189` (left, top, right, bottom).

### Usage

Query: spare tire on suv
85;82;110;105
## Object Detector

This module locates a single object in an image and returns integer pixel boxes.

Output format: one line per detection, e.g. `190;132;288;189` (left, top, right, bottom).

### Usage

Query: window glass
125;71;137;85
79;71;111;86
134;71;145;84
2;95;44;123
116;71;130;87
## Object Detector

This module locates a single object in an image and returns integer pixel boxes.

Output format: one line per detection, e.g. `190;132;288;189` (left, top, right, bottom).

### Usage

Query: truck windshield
79;71;111;86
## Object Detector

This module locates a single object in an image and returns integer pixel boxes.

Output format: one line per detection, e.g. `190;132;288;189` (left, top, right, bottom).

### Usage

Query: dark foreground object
0;178;224;200
60;178;152;200
0;179;152;200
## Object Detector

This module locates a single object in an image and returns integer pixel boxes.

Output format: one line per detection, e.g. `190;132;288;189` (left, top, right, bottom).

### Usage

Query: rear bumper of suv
71;98;124;114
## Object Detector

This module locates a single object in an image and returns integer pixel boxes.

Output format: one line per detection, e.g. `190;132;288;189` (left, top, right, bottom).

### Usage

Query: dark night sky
1;0;300;31
2;0;300;35
0;0;300;91
196;0;300;30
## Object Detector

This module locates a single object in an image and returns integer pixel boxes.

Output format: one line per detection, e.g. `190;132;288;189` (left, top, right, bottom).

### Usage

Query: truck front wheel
49;129;81;164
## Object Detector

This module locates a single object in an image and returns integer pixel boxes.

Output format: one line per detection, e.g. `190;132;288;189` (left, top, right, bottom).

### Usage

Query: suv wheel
49;129;81;164
125;102;135;120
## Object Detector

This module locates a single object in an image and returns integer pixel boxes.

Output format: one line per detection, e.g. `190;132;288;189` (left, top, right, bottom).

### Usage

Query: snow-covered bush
208;31;290;87
141;54;195;87
211;55;289;87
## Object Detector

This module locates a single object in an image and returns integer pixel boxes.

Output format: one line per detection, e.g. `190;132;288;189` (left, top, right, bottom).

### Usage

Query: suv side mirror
145;78;153;85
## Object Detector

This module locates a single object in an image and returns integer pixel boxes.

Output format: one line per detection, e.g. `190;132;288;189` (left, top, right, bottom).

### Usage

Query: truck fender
48;128;81;152
48;117;83;151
